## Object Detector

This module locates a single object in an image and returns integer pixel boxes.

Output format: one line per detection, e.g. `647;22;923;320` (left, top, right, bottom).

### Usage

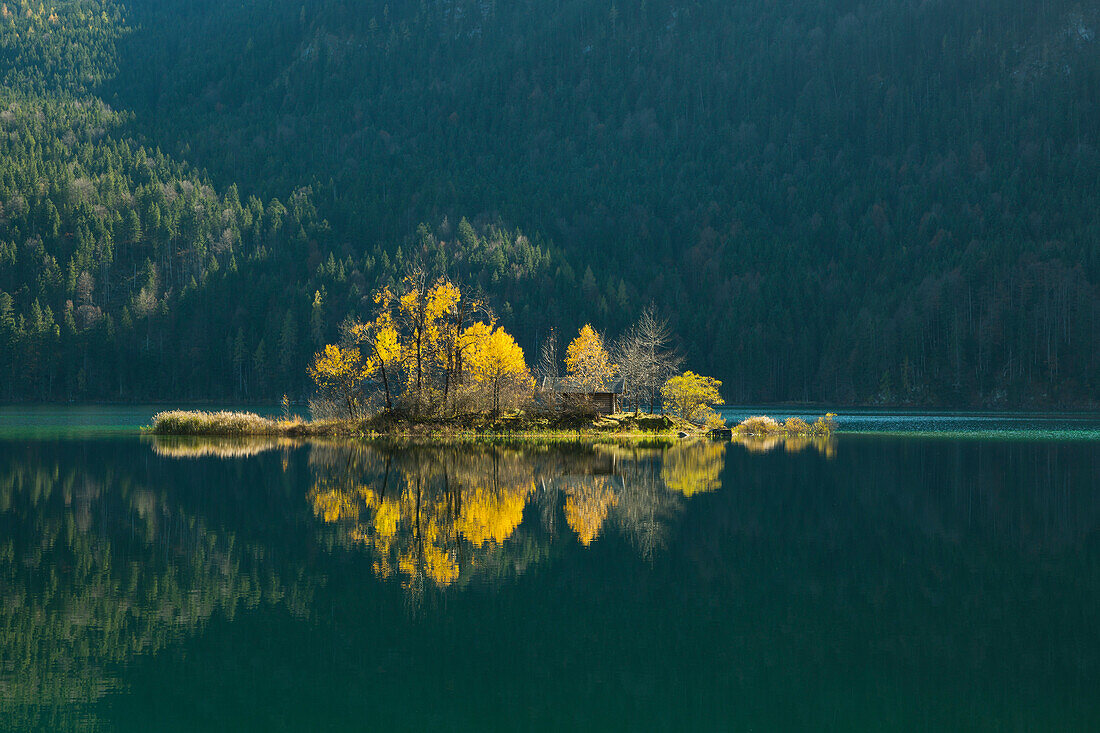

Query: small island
149;270;836;441
149;408;838;440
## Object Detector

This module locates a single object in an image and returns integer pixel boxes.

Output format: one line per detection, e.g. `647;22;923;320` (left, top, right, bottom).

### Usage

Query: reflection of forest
307;441;730;590
0;445;314;731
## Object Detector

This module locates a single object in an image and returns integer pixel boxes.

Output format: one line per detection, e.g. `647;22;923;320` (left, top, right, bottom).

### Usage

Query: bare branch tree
634;303;683;412
612;325;647;413
536;327;560;385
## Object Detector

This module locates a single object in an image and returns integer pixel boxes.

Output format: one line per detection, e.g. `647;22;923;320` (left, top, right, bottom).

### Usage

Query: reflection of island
730;434;836;458
150;434;298;459
0;445;315;731
307;441;729;591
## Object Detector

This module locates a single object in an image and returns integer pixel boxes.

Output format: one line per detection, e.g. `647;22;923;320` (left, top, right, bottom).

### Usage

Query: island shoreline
147;409;837;441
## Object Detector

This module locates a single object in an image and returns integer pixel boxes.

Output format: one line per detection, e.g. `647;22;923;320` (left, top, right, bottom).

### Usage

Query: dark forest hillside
3;0;1100;405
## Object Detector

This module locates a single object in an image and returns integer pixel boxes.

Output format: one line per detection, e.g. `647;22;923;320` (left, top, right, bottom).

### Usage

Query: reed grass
147;410;348;436
730;413;837;437
148;408;701;439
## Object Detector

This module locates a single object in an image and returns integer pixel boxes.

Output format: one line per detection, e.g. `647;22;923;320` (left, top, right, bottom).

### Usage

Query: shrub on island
151;410;302;436
731;414;836;437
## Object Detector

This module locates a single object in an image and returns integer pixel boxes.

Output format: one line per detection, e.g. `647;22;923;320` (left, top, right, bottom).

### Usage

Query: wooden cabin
540;376;625;415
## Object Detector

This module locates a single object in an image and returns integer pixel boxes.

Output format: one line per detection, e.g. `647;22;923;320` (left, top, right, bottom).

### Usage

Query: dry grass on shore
151;410;287;435
148;409;704;438
149;410;354;437
729;413;837;437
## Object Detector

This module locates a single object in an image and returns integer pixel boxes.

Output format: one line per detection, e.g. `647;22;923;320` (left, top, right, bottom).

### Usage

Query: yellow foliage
661;442;725;496
349;309;402;409
398;278;459;340
310;487;361;523
396;275;462;401
308;344;367;417
358;311;401;366
326;276;530;416
660;371;724;424
564;478;619;545
308;344;361;383
309;450;537;589
460;320;493;357
565;324;615;389
463;322;534;413
456;484;532;546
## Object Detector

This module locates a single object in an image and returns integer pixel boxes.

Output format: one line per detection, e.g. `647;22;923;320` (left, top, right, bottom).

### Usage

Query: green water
1;410;1098;731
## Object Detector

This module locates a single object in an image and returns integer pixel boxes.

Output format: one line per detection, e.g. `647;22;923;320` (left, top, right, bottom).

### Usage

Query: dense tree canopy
2;0;1100;405
311;274;534;417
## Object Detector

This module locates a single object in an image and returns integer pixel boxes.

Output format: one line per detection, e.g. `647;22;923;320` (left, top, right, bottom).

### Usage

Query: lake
1;408;1098;731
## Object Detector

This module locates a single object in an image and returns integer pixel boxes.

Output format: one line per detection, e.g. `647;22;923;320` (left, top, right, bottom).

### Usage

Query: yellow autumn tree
564;324;615;389
308;344;367;418
396;271;461;408
350;307;402;410
314;272;521;418
660;371;724;425
463;322;534;414
437;287;488;408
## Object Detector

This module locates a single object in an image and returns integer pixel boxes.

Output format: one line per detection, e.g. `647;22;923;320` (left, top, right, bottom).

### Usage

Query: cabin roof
540;376;625;395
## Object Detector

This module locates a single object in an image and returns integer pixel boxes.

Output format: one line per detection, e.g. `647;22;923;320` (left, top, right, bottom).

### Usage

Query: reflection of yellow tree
390;483;460;587
308;441;736;587
457;486;530;546
308;446;535;589
563;477;620;545
661;441;726;496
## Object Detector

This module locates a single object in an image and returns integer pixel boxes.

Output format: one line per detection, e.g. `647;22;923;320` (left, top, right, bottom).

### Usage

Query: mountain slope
109;0;1100;405
0;1;568;400
4;0;1100;404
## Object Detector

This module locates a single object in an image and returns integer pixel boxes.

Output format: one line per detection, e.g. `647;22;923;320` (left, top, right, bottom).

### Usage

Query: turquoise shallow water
1;409;1098;731
0;405;303;439
719;407;1100;440
4;405;1100;439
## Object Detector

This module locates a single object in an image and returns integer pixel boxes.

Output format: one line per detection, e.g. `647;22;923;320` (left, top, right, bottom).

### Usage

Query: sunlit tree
565;324;615;390
394;268;461;409
464;322;534;414
349;305;403;411
660;371;724;425
535;327;560;384
308;344;367;418
629;305;683;412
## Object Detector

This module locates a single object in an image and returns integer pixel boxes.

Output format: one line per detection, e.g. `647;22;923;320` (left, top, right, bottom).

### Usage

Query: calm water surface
1;409;1098;731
